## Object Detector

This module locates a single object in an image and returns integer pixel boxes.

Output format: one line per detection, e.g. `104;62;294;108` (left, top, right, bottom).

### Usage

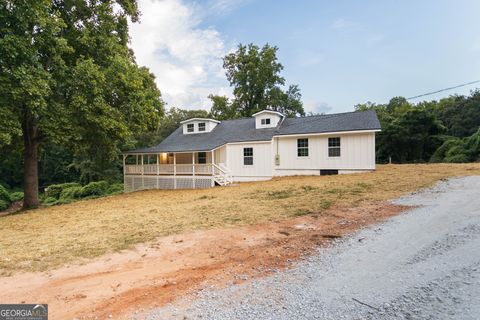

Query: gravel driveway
145;176;480;320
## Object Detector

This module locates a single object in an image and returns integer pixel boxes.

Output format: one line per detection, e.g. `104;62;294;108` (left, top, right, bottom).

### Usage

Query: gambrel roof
125;110;381;153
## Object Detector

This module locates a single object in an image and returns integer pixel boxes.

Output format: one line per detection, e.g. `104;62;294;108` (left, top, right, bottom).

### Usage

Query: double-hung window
187;123;194;133
198;122;206;132
243;147;253;165
297;138;309;157
328;137;341;157
261;118;271;125
198;152;207;164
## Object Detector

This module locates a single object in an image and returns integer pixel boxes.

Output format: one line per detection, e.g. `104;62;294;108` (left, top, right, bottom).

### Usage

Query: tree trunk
22;116;40;209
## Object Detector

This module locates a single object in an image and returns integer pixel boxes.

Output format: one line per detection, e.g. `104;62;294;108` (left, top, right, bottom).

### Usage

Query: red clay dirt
0;202;407;319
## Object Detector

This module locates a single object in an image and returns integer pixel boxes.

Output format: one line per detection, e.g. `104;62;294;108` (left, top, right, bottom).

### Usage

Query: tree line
356;91;480;163
0;0;304;209
1;1;479;210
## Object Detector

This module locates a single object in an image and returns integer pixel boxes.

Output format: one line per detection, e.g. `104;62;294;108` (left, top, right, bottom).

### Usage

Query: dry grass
1;164;479;275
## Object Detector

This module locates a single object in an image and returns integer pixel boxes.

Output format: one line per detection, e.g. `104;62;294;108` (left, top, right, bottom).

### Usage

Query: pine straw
1;164;479;275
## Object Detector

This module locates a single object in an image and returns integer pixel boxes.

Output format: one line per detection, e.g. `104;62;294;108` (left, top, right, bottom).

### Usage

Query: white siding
182;120;218;134
254;113;282;129
214;146;227;165
225;142;273;181
273;132;376;175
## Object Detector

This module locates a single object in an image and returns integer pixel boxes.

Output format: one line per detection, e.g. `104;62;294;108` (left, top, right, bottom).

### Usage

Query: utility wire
407;79;480;100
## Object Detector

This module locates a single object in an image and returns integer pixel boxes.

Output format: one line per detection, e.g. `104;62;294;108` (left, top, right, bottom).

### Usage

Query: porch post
211;150;215;187
173;153;177;189
141;154;144;188
156;154;160;189
192;152;196;189
122;154;126;175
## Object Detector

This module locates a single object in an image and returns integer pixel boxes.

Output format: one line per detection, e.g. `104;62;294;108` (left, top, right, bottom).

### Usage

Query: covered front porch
123;151;231;191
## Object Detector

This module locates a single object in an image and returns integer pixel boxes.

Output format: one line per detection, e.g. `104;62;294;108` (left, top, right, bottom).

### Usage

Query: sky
129;0;480;114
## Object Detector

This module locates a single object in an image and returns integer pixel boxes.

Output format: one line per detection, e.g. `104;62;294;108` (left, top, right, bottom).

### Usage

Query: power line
407;79;480;100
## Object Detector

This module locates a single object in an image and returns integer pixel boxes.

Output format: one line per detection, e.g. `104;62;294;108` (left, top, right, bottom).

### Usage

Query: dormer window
252;110;284;129
181;118;220;134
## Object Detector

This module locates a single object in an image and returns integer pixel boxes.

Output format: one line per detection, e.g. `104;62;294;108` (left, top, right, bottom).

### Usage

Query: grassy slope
1;164;479;275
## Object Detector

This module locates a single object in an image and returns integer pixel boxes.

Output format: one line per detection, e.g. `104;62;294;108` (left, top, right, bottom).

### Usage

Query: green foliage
209;95;239;121
430;129;480;163
80;181;110;198
42;197;58;206
107;183;124;195
0;0;164;207
356;90;480;164
135;107;209;148
0;184;11;204
40;180;122;207
45;183;81;199
210;43;305;119
59;186;83;203
0;200;8;211
10;192;24;202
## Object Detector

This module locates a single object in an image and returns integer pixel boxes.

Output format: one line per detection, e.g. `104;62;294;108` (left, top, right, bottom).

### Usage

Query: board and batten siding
214;146;227;165
273;132;376;175
225;142;273;181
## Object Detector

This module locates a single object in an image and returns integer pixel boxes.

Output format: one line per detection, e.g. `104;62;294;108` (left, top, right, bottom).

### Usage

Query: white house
122;110;381;192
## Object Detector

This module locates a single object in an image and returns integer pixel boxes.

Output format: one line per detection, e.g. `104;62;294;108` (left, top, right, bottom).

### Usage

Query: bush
45;183;81;199
42;197;58;206
10;191;24;202
80;181;109;197
107;183;124;195
0;184;11;204
59;186;83;203
0;199;9;211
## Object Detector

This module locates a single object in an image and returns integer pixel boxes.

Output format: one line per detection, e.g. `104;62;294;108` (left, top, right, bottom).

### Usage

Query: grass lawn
1;163;479;275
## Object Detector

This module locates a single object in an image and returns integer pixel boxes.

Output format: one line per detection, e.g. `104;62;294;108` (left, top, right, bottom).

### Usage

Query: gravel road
145;176;480;320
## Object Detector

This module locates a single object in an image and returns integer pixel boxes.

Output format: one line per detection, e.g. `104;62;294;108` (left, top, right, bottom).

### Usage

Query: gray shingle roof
125;110;381;153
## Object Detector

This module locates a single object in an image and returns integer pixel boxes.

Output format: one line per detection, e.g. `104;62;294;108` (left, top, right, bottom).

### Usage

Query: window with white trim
297;138;309;157
187;123;194;133
328;137;341;157
261;118;271;125
198;152;206;164
243;147;253;165
198;122;206;132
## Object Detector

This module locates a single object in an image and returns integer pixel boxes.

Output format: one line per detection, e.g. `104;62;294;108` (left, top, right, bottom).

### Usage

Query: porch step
213;174;232;186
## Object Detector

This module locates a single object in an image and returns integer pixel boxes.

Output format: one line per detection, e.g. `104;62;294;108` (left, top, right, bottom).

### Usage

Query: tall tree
212;43;304;118
0;0;163;208
208;94;239;120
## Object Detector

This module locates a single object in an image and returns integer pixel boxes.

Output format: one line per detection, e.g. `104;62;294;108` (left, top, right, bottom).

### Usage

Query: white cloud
207;0;250;16
331;18;354;30
304;100;332;114
129;0;231;110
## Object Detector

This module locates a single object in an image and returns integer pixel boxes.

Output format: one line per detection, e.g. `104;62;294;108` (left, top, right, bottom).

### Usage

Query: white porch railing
125;164;214;175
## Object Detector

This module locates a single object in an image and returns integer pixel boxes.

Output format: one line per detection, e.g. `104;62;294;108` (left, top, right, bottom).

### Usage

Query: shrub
42;197;58;206
59;186;83;203
80;181;109;197
45;183;81;199
0;199;9;211
107;183;124;195
10;191;24;202
0;184;11;204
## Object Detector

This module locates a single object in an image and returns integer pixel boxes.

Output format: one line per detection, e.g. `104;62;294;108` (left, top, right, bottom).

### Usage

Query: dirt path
0;202;405;319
